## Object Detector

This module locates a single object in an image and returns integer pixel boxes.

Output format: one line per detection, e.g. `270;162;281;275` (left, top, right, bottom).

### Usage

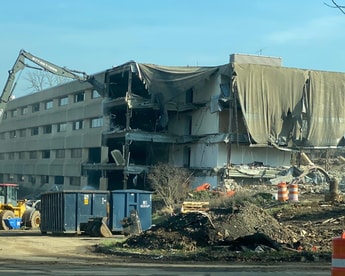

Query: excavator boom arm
19;49;87;80
0;49;105;118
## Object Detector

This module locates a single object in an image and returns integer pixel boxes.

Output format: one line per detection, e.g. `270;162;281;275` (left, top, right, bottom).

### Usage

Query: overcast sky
1;0;345;98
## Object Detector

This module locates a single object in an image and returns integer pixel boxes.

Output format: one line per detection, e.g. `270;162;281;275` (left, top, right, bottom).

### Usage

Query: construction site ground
2;188;340;266
2;158;345;266
100;155;345;263
99;189;340;264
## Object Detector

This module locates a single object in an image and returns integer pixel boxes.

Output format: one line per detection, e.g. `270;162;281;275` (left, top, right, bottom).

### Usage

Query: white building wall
192;108;219;135
230;145;291;167
190;143;219;168
168;113;190;135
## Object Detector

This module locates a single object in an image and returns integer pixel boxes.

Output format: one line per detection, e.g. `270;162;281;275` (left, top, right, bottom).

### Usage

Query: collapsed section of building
0;54;344;195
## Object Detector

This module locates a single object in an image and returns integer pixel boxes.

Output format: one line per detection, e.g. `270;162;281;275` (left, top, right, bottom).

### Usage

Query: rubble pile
119;156;345;262
123;202;299;252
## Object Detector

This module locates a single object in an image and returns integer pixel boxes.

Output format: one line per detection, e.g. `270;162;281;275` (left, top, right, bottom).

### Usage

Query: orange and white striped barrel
332;232;345;275
288;183;298;202
277;182;288;202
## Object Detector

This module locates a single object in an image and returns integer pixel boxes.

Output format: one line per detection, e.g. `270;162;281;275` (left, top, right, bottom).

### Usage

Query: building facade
2;54;342;196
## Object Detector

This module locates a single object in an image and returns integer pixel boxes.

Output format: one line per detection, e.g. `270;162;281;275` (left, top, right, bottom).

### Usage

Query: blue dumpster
109;189;152;232
40;190;109;234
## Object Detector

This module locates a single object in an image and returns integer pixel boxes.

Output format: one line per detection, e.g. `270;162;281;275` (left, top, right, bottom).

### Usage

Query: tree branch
324;0;345;14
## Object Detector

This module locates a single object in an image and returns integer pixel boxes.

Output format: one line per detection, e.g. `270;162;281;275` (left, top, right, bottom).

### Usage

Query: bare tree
147;163;193;213
25;70;71;93
325;0;345;14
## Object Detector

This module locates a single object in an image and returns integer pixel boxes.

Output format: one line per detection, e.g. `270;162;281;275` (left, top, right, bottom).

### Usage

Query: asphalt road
0;261;331;275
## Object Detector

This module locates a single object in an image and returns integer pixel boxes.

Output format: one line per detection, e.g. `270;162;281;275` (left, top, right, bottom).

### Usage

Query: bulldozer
0;183;40;230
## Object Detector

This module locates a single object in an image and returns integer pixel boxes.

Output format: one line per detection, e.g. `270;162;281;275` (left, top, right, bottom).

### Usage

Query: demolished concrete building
0;54;344;193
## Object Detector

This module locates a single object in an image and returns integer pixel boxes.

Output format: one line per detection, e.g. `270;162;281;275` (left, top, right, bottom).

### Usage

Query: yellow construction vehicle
0;183;40;230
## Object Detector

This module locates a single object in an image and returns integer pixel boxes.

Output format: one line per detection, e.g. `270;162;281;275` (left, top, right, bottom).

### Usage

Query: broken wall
190;143;226;168
192;109;220;135
230;145;291;167
169;113;192;136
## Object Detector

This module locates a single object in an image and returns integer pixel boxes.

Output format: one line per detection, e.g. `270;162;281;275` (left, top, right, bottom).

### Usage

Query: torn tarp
136;63;221;127
233;63;345;148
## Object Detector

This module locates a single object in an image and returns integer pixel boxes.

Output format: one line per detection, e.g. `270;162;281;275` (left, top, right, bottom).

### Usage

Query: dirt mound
123;201;298;252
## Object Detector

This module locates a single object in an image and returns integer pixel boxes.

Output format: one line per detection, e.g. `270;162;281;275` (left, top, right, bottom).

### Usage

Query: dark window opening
86;171;101;189
32;103;40;112
31;127;39;136
42;150;50;159
74;91;85;103
54;176;64;185
186;88;193;104
131;109;161;132
43;125;52;134
183;146;191;168
89;147;101;163
107;70;149;99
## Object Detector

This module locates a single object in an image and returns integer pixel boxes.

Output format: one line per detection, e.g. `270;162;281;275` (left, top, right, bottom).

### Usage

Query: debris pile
119;155;345;261
123;202;299;252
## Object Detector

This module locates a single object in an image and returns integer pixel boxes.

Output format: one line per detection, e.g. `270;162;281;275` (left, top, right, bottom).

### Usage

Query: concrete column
99;177;108;190
81;176;88;188
101;146;109;163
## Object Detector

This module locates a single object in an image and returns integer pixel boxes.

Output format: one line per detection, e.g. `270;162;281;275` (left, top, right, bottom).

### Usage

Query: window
11;109;17;117
29;151;37;159
43;125;52;134
8;152;14;160
32;103;40;112
42;150;50;159
0;153;4;160
0;132;5;140
185;88;193;104
21;106;28;115
45;100;53;109
19;129;26;137
9;131;16;138
74;91;85;103
91;90;100;99
71;148;82;158
54;176;64;185
19;152;26;159
73;120;83;130
2;112;7;120
57;123;67;132
90;117;103;128
70;177;80;186
29;176;36;185
31;127;39;136
19;175;25;182
56;149;65;158
59;96;68;106
41;175;49;184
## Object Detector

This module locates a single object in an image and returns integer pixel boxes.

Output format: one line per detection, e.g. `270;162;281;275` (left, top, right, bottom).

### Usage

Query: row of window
0;117;103;140
0;148;82;160
3;90;100;119
2;174;80;186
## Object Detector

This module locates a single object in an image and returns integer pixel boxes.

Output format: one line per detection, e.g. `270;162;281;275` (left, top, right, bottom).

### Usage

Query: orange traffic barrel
277;182;288;202
332;232;345;275
288;183;299;202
